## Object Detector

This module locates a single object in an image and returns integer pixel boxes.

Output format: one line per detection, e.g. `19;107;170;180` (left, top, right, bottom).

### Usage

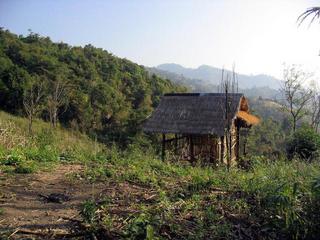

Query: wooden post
190;135;195;164
228;132;232;169
162;133;166;161
220;136;224;164
243;139;247;157
174;134;178;154
243;130;247;157
236;123;240;161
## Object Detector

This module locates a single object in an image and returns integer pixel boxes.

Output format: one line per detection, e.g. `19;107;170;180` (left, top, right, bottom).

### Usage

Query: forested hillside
0;29;186;144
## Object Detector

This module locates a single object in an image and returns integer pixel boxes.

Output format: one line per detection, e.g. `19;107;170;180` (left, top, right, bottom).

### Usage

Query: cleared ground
0;165;100;238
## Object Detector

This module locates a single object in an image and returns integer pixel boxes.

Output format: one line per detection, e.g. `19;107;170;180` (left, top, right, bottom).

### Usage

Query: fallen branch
15;228;86;238
8;227;20;238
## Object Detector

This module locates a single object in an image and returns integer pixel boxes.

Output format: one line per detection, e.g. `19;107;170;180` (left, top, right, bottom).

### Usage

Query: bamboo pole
162;133;166;161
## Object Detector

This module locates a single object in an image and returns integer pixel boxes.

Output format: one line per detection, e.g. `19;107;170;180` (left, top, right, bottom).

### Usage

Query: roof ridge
164;93;244;97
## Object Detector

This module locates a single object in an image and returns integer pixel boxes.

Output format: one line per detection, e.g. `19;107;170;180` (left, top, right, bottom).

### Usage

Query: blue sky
1;0;320;78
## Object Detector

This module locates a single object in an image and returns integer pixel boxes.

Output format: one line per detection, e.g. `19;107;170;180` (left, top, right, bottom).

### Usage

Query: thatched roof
143;93;257;136
236;111;260;125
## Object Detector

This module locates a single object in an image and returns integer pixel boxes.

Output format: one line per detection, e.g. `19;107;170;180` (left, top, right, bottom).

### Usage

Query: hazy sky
0;0;319;78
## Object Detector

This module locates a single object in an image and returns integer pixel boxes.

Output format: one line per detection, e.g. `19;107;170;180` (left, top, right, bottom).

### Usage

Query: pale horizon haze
1;0;319;79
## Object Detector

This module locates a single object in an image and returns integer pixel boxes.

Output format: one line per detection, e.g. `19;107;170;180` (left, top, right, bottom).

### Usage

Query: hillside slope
0;111;319;239
0;29;187;144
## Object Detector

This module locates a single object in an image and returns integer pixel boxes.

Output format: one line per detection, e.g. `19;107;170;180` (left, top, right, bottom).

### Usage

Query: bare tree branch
23;76;45;134
280;65;313;132
47;76;69;128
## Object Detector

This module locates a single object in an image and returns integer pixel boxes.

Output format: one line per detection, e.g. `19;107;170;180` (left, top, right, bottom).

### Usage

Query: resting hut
143;93;260;166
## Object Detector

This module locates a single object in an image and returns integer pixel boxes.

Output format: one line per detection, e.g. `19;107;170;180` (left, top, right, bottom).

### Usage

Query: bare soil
0;164;107;239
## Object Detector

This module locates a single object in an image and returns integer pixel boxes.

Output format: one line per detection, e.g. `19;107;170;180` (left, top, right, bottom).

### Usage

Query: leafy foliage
286;126;320;161
0;28;187;144
0;110;101;173
247;118;287;159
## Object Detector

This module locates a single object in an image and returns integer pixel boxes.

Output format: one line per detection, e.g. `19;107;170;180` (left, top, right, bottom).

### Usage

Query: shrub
286;126;320;161
24;146;59;162
14;161;37;173
36;129;56;149
2;152;24;166
124;213;157;240
80;200;98;224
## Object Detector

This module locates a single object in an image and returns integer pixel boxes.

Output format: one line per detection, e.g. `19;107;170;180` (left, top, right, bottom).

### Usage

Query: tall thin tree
47;75;69;128
280;66;313;132
23;76;45;134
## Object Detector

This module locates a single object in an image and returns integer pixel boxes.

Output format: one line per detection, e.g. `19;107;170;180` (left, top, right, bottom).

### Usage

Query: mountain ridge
157;63;281;90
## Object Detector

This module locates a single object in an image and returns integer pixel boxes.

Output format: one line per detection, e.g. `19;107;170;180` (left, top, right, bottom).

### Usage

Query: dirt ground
0;164;108;239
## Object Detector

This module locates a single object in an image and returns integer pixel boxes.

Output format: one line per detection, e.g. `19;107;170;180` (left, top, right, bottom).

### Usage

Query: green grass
0;110;320;239
0;111;100;154
76;147;320;239
0;111;101;173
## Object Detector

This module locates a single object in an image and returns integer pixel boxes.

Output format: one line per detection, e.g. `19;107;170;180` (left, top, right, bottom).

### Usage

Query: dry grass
0;120;29;149
0;111;101;153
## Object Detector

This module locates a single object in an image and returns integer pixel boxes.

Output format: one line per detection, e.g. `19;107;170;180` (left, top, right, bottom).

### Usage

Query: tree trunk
220;136;224;164
236;123;240;162
28;115;33;135
53;109;57;128
293;117;296;132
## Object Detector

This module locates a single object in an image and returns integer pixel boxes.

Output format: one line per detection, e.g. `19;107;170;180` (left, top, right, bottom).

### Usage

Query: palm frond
297;7;320;26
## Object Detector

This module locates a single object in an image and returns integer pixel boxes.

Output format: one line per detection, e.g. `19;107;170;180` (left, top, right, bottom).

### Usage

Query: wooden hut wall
163;119;241;165
164;134;221;164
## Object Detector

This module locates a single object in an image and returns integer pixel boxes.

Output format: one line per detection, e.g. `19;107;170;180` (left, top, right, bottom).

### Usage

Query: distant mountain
147;64;281;99
157;63;281;90
146;67;218;92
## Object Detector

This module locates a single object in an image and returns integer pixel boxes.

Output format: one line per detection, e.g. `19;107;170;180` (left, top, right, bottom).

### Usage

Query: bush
14;161;37;173
24;146;59;162
36;129;56;149
286;126;320;162
2;150;24;166
80;200;98;224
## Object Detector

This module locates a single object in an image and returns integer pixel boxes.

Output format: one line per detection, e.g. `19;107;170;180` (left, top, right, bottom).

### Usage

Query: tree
23;75;45;134
280;66;313;132
219;65;239;169
47;74;69;128
309;82;320;132
286;125;320;162
247;118;286;159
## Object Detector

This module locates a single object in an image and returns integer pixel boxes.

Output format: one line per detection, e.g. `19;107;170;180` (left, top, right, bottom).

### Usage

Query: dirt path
0;164;106;239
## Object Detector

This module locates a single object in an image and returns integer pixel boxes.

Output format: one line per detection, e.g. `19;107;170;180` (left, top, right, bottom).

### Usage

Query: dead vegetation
0;121;29;150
